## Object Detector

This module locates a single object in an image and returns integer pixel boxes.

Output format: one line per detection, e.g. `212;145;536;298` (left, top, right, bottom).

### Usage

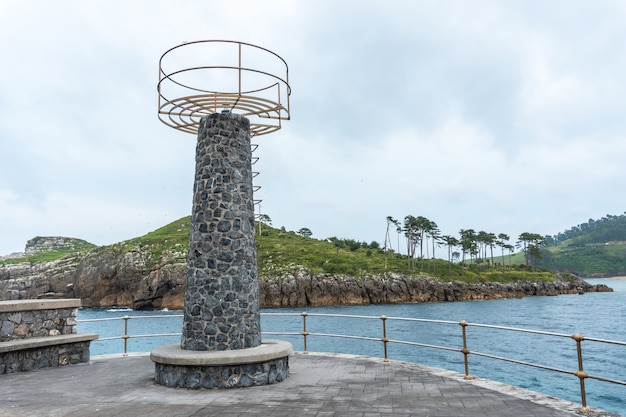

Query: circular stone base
150;339;292;389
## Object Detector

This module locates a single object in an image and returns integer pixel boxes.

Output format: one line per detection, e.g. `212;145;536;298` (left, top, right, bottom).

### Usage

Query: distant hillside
4;213;626;278
3;216;610;309
3;216;566;284
539;212;626;276
546;212;626;246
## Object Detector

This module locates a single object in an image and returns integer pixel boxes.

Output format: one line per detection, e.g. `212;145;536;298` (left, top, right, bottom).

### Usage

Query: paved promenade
0;352;619;417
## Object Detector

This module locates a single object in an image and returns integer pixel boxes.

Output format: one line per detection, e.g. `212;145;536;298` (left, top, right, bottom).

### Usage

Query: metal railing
79;315;183;355
78;312;626;413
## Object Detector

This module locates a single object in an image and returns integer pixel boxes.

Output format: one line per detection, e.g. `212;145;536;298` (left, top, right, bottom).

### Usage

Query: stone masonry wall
154;357;289;389
0;300;94;374
0;307;77;342
181;112;261;351
0;341;90;374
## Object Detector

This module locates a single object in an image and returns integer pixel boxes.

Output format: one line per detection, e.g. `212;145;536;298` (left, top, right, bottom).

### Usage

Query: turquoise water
78;278;626;415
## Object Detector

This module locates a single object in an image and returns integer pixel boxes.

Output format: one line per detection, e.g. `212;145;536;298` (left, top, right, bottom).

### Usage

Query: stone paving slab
0;352;619;417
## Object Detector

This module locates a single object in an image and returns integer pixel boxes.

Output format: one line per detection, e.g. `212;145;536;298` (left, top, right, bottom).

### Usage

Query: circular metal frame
158;40;291;136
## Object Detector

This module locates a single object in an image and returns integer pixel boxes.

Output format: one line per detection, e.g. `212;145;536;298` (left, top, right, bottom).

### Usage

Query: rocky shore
259;268;612;307
1;251;612;310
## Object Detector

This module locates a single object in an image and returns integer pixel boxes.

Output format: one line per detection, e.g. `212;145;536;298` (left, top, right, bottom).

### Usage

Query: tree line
258;213;547;271
384;215;546;272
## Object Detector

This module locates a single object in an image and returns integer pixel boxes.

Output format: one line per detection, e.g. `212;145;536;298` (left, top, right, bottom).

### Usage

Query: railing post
123;316;130;355
301;312;309;354
571;333;589;412
459;320;472;380
380;315;389;362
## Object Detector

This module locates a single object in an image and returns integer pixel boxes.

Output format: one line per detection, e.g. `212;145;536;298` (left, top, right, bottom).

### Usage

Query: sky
1;0;626;257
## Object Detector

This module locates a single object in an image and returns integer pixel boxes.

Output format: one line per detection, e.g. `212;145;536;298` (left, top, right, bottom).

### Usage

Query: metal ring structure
158;40;291;136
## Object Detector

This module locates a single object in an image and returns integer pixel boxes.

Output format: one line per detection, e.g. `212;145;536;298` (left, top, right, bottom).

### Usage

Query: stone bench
0;299;98;374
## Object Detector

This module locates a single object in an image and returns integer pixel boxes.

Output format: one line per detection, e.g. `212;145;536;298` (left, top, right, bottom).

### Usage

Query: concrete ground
0;352;620;417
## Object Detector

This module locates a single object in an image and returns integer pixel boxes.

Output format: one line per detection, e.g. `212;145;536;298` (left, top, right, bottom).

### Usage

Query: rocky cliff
1;238;186;310
259;267;611;307
1;247;612;310
0;256;81;300
69;247;186;310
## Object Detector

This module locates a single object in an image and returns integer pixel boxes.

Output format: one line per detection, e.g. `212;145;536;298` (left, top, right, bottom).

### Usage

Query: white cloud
1;0;626;256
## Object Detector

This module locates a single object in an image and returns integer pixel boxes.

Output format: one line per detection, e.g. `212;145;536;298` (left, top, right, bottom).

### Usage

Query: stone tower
151;40;292;389
181;112;260;351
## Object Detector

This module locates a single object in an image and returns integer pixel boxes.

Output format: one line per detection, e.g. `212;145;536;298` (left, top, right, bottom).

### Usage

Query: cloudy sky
1;1;625;256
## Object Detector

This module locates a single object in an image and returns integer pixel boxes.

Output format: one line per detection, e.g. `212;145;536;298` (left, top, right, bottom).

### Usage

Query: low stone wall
0;299;97;374
154;356;289;389
0;335;94;373
0;299;79;341
151;340;292;389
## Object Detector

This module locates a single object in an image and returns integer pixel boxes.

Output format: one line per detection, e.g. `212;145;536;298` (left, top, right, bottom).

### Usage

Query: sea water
77;278;626;415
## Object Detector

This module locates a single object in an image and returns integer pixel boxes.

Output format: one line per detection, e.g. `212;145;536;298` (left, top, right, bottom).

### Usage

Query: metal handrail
77;311;626;413
78;315;184;354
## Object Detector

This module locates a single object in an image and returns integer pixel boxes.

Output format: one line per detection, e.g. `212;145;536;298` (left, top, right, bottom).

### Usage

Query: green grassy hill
5;212;625;278
136;218;575;283
537;213;626;276
536;242;626;276
255;222;559;283
487;213;626;277
2;216;562;284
